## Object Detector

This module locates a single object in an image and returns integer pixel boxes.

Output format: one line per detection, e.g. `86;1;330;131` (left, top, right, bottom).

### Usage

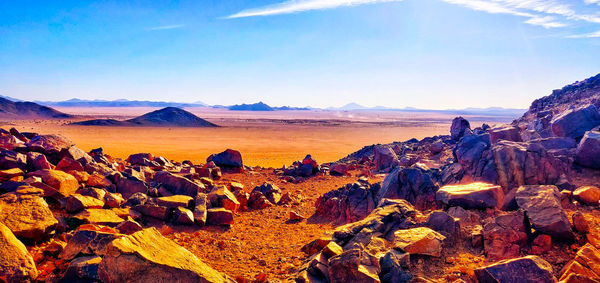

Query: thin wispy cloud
225;0;403;19
568;30;600;38
148;24;185;31
585;0;600;5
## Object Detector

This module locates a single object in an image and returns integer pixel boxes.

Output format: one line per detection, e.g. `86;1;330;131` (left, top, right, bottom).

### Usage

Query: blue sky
1;0;599;109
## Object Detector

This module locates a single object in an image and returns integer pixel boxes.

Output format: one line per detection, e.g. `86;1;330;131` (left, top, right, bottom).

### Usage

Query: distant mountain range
72;107;218;127
0;97;72;119
0;96;526;116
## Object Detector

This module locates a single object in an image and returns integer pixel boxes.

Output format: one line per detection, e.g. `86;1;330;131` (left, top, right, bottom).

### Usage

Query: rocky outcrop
0;222;38;282
475;256;555;283
315;180;379;224
373;146;399;172
450;117;471;141
515;185;573;240
451;133;498;184
559;243;600;281
99;228;233;282
551;104;600;139
575;130;600;169
377;165;439;210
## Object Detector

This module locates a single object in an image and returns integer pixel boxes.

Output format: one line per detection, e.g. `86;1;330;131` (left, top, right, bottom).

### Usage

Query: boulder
0;168;24;182
28;169;79;199
0;222;38;282
206;208;233;226
429;139;444;154
327;249;380;283
379;249;412;283
315;181;379;224
65;194;105;213
573;186;600;206
373;146;399;172
425;211;459;239
127;153;153;166
572;211;589;233
26;152;53;171
132;205;170;221
207;149;243;168
207;186;240;212
436;182;504;209
450;117;471;141
330;163;350;176
452;134;498;184
551;104;600;139
515;185;573;240
60;228;122;260
114;173;148;199
0;150;27;170
0;134;24;151
0;187;58;240
483;211;528;260
25;134;74;155
251;182;282;205
392;227;445;257
575;130;600;169
156;195;194;209
173;207;195;225
99;228;233;282
56;157;84;172
60;255;102;282
377;165;439;210
154;171;205;197
475;256;555;283
489;125;522;144
193;194;208;226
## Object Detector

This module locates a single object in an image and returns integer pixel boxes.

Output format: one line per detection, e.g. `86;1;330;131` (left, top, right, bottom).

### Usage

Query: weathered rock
60;228;121;260
373;146;399;172
330;163;350;176
25;134;74;155
60;255;102;282
156;195;194;209
551;104;600;139
429;139;444;154
173;207;195;225
489;125;522;144
572;211;589;233
0;187;58;240
0;222;38;282
575;131;600;169
483;211;528;260
559;243;600;281
65;194;105;213
71;209;125;227
247;191;273;210
28;169;79;198
451;117;471;141
193;194;208;226
328;249;380;283
379;249;412;283
207;149;243;168
436;182;503;209
56;157;84;172
154;171;205;197
393;227;445;257
573;186;600;206
377;165;438;210
125;192;148;207
26;152;53;171
475;256;555;283
127;153;153;166
289;210;306;221
315;181;379;224
0;134;24;151
104;192;125;208
515;185;573;240
425;211;459;239
206;208;233;226
452;133;498;184
0;168;23;182
207;186;240;212
99;228;233;282
132;205;170;220
531;234;552;255
251;182;282;205
114;173;148;199
0;150;27;170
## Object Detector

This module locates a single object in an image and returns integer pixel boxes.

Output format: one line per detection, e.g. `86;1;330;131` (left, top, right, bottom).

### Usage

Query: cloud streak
567;30;600;38
148;24;185;31
225;0;403;19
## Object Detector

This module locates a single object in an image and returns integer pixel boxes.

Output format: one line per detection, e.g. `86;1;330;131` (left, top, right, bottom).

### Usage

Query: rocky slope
0;98;72;119
1;74;600;282
73;107;218;127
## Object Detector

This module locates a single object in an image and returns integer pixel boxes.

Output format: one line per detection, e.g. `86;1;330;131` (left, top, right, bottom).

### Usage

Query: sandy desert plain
2;107;517;168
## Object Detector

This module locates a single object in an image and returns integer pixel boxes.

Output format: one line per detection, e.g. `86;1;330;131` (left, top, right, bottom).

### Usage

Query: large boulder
551;104;600;139
475;256;555;283
114;173;148;199
154;171;205;197
483;211;528;260
515;185;573;240
436;182;504;209
575;130;600;169
0;187;58;241
207;149;243;168
250;182;282;205
315;181;379;224
99;228;233;282
327;249;380;283
65;194;105;213
373;146;399;172
25;134;74;155
377;165;439;210
489;125;522;144
28;169;79;199
392;227;446;257
450;117;472;141
0;222;38;282
71;209;125;227
0;150;27;170
452;134;498;184
60;228;122;260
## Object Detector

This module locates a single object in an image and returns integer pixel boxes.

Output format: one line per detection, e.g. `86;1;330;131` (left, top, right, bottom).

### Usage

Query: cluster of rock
277;155;324;180
0;129;247;281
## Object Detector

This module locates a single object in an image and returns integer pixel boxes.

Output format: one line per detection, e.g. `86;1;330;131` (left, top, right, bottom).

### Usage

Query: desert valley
0;74;600;282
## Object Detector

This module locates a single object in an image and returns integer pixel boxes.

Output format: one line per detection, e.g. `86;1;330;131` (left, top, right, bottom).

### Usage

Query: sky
0;0;599;109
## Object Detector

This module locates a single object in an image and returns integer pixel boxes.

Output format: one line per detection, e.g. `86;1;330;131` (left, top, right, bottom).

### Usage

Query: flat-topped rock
475;256;555;283
99;228;234;282
72;209;125;227
65;194;105;213
25;134;74;154
28;169;79;198
393;227;446;257
515;185;573;240
156;195;194;208
154;171;205;197
436;182;504;209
